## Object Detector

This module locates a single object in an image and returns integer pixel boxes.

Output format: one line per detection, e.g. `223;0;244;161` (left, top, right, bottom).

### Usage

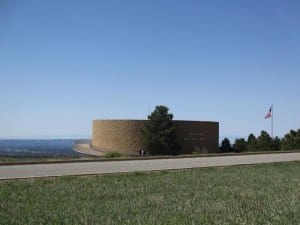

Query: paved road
1;152;300;180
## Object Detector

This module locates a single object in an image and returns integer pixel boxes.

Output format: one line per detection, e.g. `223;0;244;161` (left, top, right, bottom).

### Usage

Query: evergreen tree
281;129;300;150
141;105;180;155
247;133;257;151
270;136;281;150
256;130;272;150
219;138;233;153
234;138;247;152
254;130;280;151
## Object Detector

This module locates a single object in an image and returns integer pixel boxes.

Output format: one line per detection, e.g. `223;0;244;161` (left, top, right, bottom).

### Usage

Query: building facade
91;120;219;155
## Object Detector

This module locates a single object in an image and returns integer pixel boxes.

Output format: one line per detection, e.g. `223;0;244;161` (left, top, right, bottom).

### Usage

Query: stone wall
174;121;219;154
91;120;219;155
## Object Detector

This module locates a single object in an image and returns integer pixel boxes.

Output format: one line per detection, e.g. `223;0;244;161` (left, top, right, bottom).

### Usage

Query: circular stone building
91;120;219;155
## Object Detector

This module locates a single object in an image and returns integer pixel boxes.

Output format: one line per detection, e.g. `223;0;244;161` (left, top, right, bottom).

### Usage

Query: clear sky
0;0;299;139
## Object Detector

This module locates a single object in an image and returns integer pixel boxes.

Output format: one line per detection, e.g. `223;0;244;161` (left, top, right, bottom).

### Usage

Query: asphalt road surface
1;152;300;180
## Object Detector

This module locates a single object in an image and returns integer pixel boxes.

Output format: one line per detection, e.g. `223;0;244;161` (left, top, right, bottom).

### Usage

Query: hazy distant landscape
0;139;83;157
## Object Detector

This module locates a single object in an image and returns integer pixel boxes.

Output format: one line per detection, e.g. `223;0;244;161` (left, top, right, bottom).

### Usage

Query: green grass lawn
0;161;299;225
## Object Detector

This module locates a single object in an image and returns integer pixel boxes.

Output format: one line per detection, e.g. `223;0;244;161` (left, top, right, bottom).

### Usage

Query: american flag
264;106;272;119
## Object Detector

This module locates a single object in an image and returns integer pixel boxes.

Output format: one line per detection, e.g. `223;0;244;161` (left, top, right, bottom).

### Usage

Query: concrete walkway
73;143;104;156
0;152;300;180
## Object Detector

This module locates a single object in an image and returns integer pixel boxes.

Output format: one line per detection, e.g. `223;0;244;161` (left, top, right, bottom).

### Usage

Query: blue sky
0;0;299;139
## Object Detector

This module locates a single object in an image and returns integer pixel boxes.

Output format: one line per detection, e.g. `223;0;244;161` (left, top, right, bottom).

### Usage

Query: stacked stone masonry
92;120;219;155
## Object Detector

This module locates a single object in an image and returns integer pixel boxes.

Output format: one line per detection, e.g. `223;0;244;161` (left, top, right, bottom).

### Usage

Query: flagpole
271;104;274;138
148;105;150;116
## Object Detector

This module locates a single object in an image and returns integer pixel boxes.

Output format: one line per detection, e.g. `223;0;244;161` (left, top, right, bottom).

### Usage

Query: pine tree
219;138;233;153
281;129;300;150
141;105;180;155
234;138;247;152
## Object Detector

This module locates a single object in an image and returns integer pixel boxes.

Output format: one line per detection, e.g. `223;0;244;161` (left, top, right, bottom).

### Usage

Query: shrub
104;151;123;158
